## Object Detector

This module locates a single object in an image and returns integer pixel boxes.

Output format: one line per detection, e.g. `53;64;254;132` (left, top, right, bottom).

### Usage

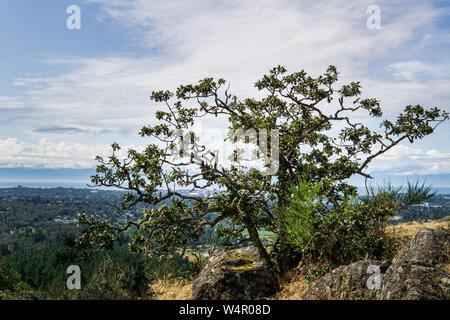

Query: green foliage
0;258;16;291
75;256;151;300
2;241;197;300
282;178;435;266
0;258;45;300
305;263;336;283
280;177;327;251
0;188;152;256
404;180;436;206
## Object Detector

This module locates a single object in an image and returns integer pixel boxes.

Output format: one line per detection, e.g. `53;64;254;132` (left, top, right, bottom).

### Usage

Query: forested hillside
1;187;449;300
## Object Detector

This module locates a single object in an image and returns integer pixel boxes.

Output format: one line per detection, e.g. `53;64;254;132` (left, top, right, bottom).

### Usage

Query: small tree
76;65;448;273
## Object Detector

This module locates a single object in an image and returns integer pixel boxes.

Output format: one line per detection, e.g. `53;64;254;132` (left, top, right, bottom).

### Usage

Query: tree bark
244;219;274;272
275;155;296;275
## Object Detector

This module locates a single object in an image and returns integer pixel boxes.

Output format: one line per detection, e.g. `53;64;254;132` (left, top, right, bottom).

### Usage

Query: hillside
151;217;450;300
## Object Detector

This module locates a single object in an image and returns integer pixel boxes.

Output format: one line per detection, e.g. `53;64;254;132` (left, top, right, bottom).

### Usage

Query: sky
0;0;449;187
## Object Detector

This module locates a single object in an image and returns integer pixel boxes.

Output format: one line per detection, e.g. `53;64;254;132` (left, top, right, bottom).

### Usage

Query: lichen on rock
192;246;279;300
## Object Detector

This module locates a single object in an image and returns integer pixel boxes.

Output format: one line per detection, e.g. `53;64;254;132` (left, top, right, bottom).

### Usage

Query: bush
75;256;151;300
4;242;199;299
0;259;16;292
0;258;45;300
281;178;434;267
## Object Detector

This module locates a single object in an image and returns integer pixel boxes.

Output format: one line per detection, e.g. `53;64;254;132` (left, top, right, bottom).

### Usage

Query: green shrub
0;258;46;300
75;256;151;300
4;242;199;299
305;263;336;283
0;259;16;293
282;178;434;267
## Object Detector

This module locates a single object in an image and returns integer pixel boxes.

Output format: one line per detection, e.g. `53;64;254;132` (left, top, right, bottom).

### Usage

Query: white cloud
0;138;109;169
369;144;450;175
387;60;446;81
2;0;449;169
12;1;447;126
0;96;24;109
0;137;150;169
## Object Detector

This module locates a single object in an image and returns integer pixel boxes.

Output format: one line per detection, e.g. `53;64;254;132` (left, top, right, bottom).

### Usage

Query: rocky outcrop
302;260;390;300
376;262;449;300
303;227;449;300
192;246;279;300
377;227;449;300
391;227;449;268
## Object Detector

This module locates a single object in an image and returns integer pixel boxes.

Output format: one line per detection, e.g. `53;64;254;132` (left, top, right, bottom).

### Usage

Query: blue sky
0;1;135;88
0;0;449;186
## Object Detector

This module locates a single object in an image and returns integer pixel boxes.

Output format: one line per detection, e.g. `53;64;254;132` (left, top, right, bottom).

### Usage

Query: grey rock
192;246;279;300
302;260;390;300
377;262;449;300
392;227;449;267
303;227;450;300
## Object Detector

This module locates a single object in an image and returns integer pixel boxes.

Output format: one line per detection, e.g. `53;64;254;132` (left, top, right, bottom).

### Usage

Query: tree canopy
75;65;448;273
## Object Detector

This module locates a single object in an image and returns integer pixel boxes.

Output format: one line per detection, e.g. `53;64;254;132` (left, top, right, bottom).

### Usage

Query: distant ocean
0;179;91;189
1;168;449;193
0;168;94;189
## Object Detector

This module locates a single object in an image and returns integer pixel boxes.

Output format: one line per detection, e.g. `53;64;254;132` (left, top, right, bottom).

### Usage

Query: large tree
76;65;448;273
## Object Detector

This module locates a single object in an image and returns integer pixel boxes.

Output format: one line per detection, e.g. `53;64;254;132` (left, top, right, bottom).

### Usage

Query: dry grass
271;268;313;300
385;217;449;250
440;263;450;273
150;279;193;300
